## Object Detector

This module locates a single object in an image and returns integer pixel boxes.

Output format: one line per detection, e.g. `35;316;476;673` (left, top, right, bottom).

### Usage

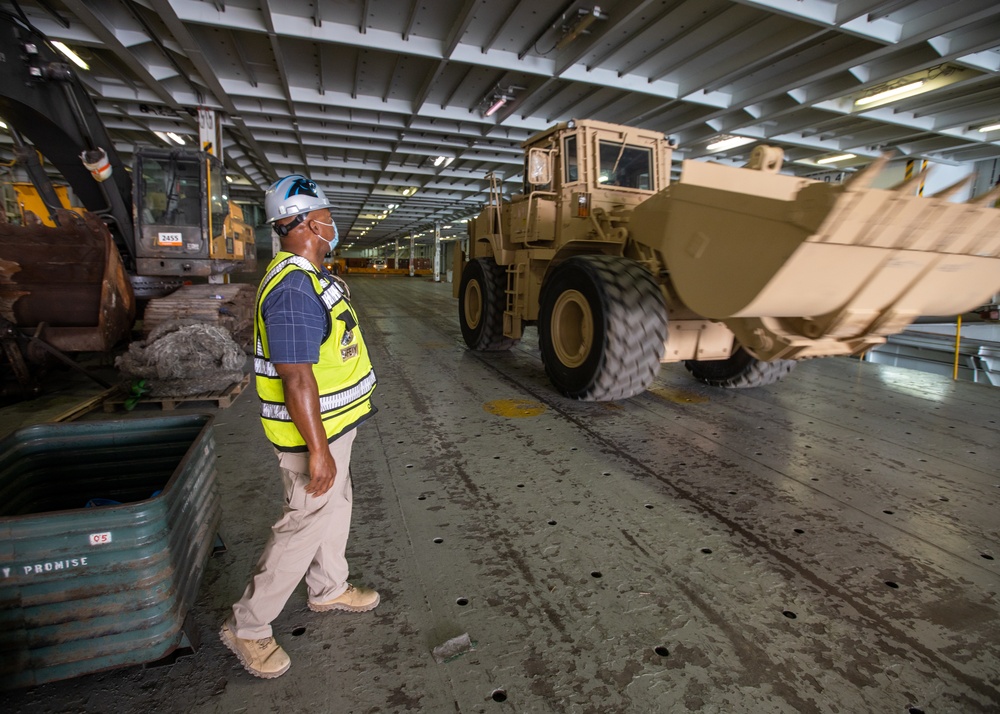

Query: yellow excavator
0;13;255;394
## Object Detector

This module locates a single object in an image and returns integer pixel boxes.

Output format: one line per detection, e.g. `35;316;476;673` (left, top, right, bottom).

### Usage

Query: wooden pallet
51;387;120;422
104;372;251;412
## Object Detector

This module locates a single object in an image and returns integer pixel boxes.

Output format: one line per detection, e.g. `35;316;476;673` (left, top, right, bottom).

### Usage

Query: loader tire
459;257;518;351
539;255;667;401
684;346;796;388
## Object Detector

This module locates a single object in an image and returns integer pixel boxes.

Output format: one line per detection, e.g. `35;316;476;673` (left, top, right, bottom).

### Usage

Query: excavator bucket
0;210;135;353
638;159;1000;360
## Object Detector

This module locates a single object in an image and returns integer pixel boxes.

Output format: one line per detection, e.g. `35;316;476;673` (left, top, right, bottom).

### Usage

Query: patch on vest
341;344;359;361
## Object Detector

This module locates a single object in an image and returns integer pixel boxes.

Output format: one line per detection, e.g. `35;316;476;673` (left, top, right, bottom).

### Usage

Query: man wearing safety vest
221;174;379;679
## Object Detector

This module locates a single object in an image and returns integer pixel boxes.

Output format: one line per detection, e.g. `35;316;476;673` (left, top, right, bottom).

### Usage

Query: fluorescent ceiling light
855;80;924;106
52;41;89;70
979;122;1000;133
433;156;445;167
0;121;7;130
484;96;508;117
153;131;173;145
166;132;185;145
706;136;754;152
815;153;856;165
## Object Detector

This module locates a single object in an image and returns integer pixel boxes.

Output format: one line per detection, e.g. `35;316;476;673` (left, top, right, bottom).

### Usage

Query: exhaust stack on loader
457;119;1000;401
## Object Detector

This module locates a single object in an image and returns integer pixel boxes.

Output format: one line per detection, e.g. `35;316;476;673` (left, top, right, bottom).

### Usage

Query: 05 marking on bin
89;532;112;546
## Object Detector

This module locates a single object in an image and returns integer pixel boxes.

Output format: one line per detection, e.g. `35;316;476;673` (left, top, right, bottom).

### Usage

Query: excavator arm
0;9;135;263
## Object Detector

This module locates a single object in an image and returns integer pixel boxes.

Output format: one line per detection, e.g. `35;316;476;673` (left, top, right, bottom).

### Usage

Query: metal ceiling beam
360;0;370;34
168;4;682;106
583;0;687;70
480;0;526;54
229;28;258;88
616;4;731;79
412;61;448;113
545;85;603;123
647;13;770;84
697;27;831;95
403;0;420;41
384;54;402;103
56;0;184;115
495;76;558;123
661;6;1000;157
553;0;661;76
89;52;141;97
147;0;276;182
443;0;481;59
261;2;307;169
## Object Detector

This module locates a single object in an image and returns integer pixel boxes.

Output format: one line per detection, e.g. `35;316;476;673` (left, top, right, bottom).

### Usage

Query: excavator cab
134;148;252;277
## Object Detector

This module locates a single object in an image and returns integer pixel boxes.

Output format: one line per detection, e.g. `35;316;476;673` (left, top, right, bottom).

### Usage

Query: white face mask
312;219;340;250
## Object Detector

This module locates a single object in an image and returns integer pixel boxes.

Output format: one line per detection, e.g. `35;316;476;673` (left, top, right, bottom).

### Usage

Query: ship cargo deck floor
5;274;999;713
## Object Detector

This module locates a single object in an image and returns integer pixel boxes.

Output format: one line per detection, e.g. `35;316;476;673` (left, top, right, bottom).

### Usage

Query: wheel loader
458;119;1000;401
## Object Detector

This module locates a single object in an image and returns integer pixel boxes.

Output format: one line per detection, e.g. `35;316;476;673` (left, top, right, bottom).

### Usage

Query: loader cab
523;120;670;200
516;121;670;249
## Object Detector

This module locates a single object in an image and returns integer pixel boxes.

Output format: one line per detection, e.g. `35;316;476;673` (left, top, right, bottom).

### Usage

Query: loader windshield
598;140;652;190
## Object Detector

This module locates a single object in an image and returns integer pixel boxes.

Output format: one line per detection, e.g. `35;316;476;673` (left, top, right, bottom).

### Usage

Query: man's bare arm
274;362;337;496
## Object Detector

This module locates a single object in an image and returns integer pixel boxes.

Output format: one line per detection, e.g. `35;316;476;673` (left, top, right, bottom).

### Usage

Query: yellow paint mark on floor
649;386;709;404
483;399;547;418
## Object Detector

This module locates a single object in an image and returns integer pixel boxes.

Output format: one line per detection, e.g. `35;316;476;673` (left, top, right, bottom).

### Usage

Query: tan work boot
219;619;290;679
308;583;380;613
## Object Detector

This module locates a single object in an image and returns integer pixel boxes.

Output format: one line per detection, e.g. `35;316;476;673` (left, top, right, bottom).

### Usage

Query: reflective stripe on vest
254;252;376;450
259;370;377;421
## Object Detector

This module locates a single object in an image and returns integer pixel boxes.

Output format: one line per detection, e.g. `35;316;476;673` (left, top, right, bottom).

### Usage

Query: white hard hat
264;174;333;236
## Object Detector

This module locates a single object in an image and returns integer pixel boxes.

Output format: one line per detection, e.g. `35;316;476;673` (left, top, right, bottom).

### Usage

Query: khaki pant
231;429;356;639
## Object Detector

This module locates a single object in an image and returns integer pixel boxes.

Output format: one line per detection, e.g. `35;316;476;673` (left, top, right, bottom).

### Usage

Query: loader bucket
0;210;135;352
638;158;1000;359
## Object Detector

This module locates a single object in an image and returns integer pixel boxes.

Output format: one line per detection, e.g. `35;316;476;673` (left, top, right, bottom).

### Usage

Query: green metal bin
0;414;222;690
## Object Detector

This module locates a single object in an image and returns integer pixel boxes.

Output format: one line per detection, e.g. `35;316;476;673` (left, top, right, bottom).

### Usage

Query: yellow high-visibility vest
253;251;376;451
